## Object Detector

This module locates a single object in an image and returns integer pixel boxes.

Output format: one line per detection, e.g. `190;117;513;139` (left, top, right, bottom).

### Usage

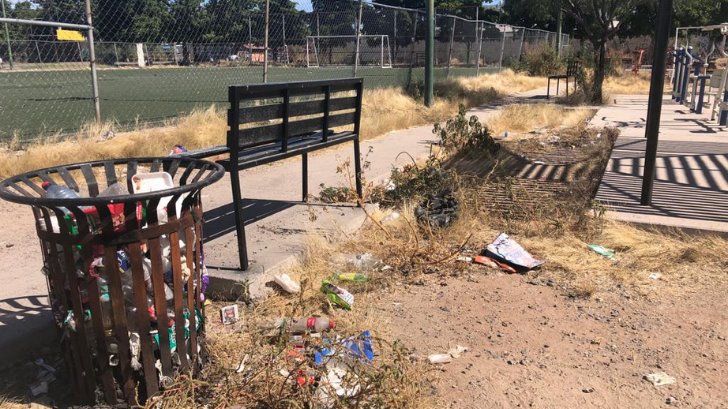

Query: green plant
432;104;498;153
519;45;564;76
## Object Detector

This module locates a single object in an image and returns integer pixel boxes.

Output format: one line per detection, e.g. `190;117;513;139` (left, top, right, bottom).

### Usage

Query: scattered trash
473;255;498;268
447;345;468;358
321;281;354;310
644;372;676;386
290;317;336;334
457;256;473;263
648;272;662;280
415;191;459;228
484;233;544;271
236;354;249;373
342;330;375;362
34;358;56;374
340;253;382;271
220;304;240;325
380;211;400;224
337;272;368;282
380;265;393;271
169;144;188;155
666;396;678;405
533;160;546;165
588;244;616;260
504;131;509;139
428;354;452;364
428;345;468;364
274;273;301;294
98;130;115;141
547;135;561;144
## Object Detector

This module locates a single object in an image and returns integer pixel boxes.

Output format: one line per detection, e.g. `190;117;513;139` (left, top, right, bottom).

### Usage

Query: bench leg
547;78;551;99
353;138;363;207
556;78;560;97
302;152;308;202
229;168;249;271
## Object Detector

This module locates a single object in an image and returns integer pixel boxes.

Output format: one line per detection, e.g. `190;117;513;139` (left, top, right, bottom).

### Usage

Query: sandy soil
375;270;728;409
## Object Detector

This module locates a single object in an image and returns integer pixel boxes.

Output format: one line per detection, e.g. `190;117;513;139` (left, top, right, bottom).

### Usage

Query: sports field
0;65;491;142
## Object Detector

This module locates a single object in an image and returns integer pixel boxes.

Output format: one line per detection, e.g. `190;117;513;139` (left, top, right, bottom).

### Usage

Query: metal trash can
0;157;224;405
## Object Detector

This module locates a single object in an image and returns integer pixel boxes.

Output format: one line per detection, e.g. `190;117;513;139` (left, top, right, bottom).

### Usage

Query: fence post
447;16;456;77
393;9;397;61
85;0;101;124
475;9;482;75
556;0;563;57
354;0;363;76
1;0;14;69
406;9;418;89
498;28;506;70
263;0;269;82
517;28;525;61
425;0;434;106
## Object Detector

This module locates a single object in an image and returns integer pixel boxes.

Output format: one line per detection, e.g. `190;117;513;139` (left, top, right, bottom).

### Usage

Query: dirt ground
373;269;728;409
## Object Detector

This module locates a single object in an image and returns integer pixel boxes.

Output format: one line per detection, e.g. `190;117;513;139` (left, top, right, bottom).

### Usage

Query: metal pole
640;0;674;206
263;0;269;82
354;0;363;76
517;28;525;61
446;16;455;77
85;0;101;124
475;8;481;75
1;0;13;69
248;16;252;47
498;28;506;70
393;9;397;61
556;0;563;57
407;9;418;88
425;0;434;106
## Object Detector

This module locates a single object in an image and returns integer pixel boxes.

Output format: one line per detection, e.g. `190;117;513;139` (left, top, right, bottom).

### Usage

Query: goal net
306;35;392;68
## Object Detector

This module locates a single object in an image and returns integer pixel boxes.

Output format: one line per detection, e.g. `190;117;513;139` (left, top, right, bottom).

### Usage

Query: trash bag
415;190;459;228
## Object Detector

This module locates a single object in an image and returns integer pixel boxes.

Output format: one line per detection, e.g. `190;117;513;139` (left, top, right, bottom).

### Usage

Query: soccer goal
306;35;392;68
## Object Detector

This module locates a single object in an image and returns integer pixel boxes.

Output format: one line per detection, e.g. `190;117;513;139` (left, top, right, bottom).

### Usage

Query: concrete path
593;95;728;232
0;87;546;362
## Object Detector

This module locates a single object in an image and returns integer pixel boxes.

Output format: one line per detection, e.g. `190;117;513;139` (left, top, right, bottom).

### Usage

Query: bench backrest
566;60;580;77
227;78;363;154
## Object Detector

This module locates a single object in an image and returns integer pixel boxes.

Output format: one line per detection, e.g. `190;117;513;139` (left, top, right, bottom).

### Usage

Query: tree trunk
592;40;606;104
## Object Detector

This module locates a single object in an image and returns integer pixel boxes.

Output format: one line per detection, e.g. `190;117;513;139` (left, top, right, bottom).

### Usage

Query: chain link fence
0;0;566;142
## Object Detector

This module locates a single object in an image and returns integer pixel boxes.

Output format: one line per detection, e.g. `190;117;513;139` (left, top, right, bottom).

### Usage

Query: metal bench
547;60;580;99
221;78;364;270
707;69;728;124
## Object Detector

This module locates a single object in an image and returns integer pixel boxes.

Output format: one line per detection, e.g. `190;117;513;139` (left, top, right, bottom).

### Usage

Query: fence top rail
0;17;92;31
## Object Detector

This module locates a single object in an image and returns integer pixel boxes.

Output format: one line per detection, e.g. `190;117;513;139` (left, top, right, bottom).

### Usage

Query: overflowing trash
415;191;459;228
35;170;211;395
483;233;544;272
588;244;616;260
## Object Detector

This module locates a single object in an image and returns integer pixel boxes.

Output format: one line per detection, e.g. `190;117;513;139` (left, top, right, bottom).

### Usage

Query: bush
432;104;498;153
517;45;564;77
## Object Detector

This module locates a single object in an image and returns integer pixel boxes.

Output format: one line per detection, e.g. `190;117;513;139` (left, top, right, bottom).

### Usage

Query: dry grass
603;71;652;95
0;70;545;180
485;104;596;136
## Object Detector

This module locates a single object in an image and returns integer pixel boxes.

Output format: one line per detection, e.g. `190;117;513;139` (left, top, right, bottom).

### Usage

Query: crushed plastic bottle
274;273;301;294
42;181;80;199
289;316;336;334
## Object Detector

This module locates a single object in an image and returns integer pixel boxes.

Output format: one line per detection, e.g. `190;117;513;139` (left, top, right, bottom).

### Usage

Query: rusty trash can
0;157;224;405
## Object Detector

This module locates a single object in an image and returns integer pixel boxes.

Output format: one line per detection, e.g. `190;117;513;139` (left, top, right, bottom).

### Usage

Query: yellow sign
56;28;86;42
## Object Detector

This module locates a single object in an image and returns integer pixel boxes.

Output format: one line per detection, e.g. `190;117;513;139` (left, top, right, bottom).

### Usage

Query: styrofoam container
131;172;188;223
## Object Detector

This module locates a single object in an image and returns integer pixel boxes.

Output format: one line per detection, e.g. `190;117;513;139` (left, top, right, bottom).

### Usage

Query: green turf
0;65;489;142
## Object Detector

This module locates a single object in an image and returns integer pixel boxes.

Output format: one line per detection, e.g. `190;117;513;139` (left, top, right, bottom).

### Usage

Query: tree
562;0;647;104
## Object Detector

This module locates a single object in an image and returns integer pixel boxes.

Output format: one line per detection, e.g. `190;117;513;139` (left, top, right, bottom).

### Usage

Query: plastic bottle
289;316;336;334
42;181;80;199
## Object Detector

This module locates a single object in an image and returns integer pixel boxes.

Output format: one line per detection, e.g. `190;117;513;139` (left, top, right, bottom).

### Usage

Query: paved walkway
592;95;728;232
0;88;546;362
